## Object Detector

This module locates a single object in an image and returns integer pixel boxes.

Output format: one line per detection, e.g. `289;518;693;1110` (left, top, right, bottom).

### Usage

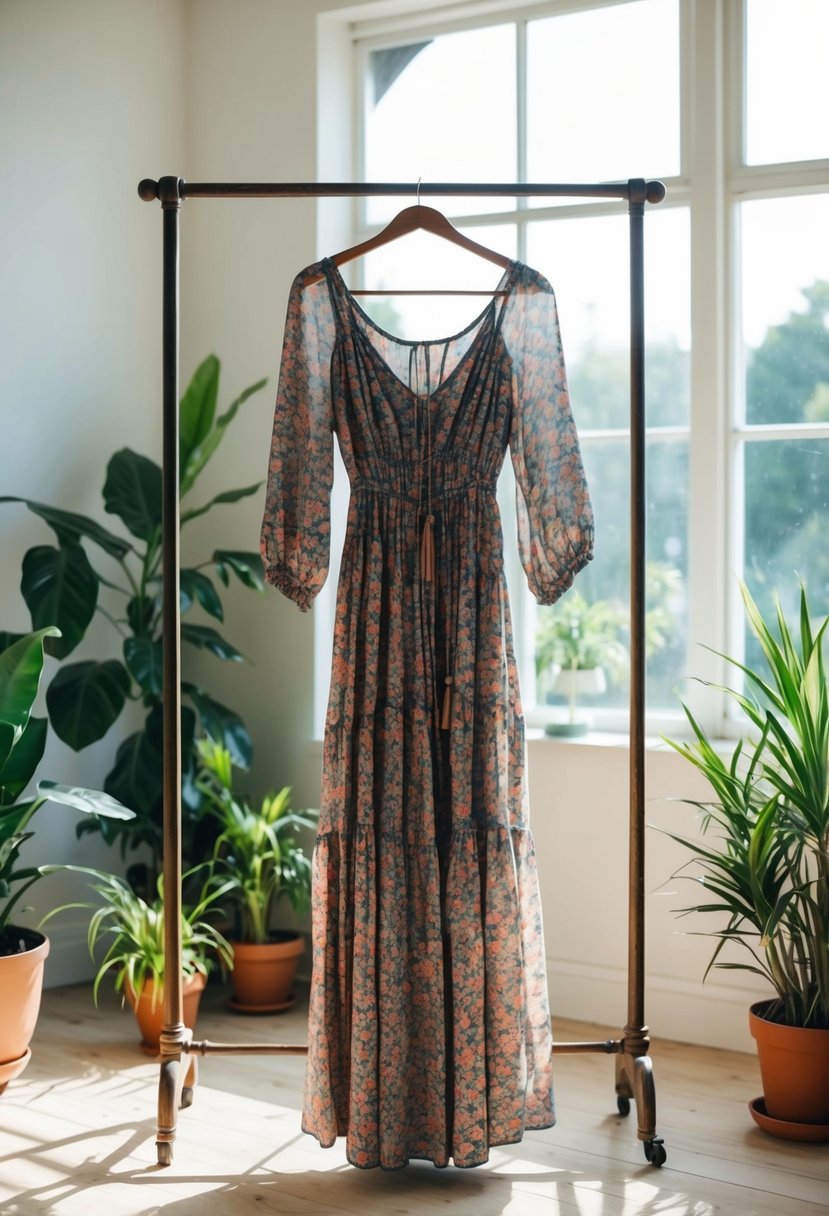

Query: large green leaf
21;544;98;658
0;716;47;804
103;449;162;542
103;727;163;829
126;595;156;636
0;497;132;559
181;624;244;662
0;723;15;793
181;377;267;496
0;628;61;751
212;550;266;593
185;685;253;768
181;482;264;526
46;659;131;750
37;780;135;820
179;355;220;479
180;570;224;621
124;636;163;697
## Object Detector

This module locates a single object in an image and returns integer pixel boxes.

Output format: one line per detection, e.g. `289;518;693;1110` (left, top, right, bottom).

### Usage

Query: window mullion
683;0;730;735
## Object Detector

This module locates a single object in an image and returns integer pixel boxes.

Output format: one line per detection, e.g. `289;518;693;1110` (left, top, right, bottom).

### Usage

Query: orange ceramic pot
127;971;207;1054
0;928;50;1094
749;999;829;1125
229;933;304;1012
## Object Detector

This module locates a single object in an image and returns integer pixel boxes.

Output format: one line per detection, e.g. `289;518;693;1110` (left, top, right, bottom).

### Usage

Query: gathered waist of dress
350;477;498;508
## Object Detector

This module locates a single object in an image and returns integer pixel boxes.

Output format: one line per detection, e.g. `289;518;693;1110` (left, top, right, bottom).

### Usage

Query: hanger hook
416;177;422;206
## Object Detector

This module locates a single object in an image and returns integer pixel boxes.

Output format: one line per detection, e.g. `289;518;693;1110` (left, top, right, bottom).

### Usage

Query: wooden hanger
307;202;512;295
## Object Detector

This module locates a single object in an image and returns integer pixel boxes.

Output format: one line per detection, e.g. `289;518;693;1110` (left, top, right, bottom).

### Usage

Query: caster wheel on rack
643;1138;666;1167
616;1096;631;1117
157;1142;173;1167
180;1086;194;1109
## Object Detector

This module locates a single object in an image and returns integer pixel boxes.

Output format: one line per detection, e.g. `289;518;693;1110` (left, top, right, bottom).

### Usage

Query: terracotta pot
0;928;50;1094
127;971;207;1054
749;999;829;1125
229;933;304;1011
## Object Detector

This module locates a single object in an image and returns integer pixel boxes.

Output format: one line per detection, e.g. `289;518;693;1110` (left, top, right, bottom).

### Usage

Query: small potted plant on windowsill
196;736;318;1012
535;591;628;736
663;581;829;1139
0;627;135;1093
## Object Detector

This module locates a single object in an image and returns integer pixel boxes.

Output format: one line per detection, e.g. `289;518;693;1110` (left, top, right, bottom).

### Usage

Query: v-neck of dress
322;256;520;403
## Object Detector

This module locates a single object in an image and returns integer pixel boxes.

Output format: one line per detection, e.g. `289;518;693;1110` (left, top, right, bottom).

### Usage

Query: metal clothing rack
137;174;668;1169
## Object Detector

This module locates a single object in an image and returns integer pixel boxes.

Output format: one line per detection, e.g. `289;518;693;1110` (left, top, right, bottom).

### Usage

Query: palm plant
663;581;829;1030
196;737;317;944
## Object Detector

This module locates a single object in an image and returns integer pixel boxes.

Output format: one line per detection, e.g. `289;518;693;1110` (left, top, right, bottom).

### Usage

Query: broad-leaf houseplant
1;355;268;880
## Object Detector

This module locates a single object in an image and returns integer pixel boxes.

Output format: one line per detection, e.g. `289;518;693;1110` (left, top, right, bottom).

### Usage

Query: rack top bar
138;178;667;205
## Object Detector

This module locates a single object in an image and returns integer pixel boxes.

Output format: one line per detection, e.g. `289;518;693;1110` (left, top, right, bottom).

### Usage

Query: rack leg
614;1036;666;1167
156;1027;191;1166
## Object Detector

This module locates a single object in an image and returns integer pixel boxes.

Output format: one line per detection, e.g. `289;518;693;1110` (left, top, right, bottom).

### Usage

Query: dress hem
300;1117;558;1172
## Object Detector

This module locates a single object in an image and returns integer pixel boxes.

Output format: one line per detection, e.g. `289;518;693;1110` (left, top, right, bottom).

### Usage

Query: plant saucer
227;993;298;1015
749;1096;829;1142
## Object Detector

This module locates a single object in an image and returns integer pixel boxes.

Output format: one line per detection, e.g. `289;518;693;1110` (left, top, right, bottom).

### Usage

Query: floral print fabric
261;257;594;1170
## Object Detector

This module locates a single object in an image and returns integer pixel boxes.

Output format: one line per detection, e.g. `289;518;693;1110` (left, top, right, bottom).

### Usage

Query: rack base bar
187;1039;310;1056
165;1036;633;1058
554;1039;624;1055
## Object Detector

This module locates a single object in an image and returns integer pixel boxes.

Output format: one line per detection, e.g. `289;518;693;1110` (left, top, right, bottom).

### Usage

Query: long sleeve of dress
260;268;336;612
503;267;594;604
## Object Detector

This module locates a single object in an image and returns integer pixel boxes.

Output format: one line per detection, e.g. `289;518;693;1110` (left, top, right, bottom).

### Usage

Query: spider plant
41;866;234;1008
663;581;829;1030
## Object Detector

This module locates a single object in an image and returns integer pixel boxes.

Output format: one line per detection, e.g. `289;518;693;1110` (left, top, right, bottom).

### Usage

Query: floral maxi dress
260;257;594;1170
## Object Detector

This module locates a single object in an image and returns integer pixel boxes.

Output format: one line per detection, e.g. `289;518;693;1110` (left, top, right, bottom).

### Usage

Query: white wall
0;0;188;984
1;0;766;1051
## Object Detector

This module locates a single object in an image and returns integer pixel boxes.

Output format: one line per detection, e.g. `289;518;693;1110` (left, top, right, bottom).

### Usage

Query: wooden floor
1;981;827;1215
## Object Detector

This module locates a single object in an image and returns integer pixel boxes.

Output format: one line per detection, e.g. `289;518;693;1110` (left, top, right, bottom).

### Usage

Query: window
315;0;829;738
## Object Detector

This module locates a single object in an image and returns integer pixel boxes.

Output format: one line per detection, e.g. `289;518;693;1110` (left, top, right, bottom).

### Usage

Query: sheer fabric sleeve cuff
263;561;318;613
530;526;595;606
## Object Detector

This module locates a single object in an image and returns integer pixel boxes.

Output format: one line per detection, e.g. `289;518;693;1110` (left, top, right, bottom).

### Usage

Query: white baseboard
548;956;760;1054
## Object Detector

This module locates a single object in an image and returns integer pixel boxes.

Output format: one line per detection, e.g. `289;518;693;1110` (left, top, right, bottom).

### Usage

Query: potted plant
535;590;628;735
41;866;234;1054
196;737;318;1012
663;581;829;1138
0;627;134;1093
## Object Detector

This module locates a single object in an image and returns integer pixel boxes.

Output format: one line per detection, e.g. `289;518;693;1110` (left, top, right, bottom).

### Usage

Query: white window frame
313;0;829;742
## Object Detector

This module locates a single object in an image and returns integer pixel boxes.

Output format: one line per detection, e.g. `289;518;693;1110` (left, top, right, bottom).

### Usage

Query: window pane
741;195;829;425
364;27;516;225
527;208;690;429
742;438;829;669
745;0;829;166
535;438;688;713
527;0;680;194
